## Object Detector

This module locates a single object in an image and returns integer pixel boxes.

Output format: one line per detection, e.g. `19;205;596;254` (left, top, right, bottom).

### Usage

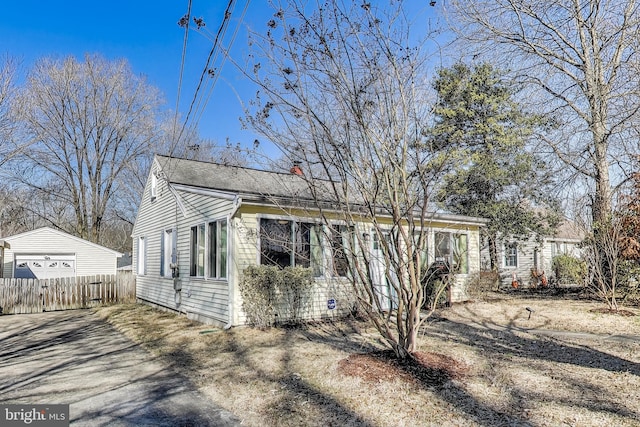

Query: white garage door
14;254;76;279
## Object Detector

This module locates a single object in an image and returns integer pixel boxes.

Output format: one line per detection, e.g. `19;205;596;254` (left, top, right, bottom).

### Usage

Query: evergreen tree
432;62;559;270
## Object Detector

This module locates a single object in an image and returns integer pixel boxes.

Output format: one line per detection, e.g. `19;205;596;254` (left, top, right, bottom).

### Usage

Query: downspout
225;195;242;330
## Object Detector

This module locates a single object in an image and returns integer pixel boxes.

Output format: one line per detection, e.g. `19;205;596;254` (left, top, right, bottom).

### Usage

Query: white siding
132;161;234;326
1;228;120;278
482;235;583;287
133;160;485;327
231;209;482;323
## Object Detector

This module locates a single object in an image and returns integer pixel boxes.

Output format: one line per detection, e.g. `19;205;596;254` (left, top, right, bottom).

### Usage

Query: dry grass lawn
95;291;640;426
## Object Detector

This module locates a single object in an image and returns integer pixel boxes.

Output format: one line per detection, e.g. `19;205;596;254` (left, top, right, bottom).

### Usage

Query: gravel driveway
0;309;239;426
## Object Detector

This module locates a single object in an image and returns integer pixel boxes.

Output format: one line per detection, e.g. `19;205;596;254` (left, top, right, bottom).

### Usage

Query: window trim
330;224;353;277
504;241;518;268
137;236;146;276
434;230;469;275
190;223;206;277
258;215;324;274
207;218;228;279
161;228;176;278
150;173;158;200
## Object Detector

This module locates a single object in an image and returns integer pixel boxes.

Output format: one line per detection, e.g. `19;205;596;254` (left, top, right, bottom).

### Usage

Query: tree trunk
487;233;498;272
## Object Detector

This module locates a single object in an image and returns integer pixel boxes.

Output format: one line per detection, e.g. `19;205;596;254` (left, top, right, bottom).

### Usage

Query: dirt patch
589;307;637;317
338;350;467;386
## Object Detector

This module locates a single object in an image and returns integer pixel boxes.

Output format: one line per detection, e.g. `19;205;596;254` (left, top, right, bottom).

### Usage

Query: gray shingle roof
155;155;487;226
156;155;325;202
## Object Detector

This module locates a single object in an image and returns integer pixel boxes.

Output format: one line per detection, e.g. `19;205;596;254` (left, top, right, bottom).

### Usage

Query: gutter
167;184;188;218
225;195;242;330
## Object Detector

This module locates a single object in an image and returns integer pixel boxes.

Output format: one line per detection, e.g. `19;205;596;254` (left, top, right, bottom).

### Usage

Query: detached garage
0;227;122;279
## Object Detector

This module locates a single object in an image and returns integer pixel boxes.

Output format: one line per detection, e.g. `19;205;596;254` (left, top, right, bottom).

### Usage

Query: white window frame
190;223;206;277
207;218;228;279
137;236;146;275
258;215;324;275
504;242;518;268
434;230;469;274
150;173;158;200
162;228;176;278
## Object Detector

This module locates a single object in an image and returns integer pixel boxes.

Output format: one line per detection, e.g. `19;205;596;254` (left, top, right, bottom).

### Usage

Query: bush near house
240;265;314;327
552;254;587;285
467;271;500;299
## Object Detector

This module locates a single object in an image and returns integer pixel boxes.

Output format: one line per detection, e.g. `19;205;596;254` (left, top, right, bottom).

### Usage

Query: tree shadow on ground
0;310;238;426
297;309;640;426
422;317;640;423
207;324;377;426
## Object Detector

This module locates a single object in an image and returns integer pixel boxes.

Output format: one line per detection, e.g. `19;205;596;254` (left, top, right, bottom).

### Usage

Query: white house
132;155;488;327
482;218;584;287
0;227;123;279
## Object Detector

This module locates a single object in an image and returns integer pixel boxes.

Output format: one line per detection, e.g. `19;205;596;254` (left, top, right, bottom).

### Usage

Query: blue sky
0;0;278;156
0;1;442;160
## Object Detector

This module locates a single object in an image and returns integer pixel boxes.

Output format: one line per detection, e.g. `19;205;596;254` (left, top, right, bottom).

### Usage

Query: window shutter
160;231;165;276
172;228;177;264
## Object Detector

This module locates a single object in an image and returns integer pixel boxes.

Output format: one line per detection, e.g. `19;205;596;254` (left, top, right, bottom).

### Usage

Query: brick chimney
290;161;303;176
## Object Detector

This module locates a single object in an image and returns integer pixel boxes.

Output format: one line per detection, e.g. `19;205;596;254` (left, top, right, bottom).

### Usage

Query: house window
260;218;322;273
137;236;146;275
190;224;206;277
551;241;568;258
413;231;429;275
151;173;158;200
331;225;351;277
161;229;176;277
207;219;228;279
505;242;518;267
434;231;468;274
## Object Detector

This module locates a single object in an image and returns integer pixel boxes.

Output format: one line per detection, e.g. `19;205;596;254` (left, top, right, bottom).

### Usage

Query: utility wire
172;0;193;149
193;0;251;131
177;0;237;146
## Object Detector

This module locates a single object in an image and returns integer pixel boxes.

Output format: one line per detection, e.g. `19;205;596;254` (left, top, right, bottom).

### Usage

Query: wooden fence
0;273;136;315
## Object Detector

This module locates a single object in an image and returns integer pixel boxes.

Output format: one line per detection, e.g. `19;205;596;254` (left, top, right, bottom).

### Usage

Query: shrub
467;271;500;299
279;267;314;323
240;265;314;327
617;259;640;302
552;254;587;285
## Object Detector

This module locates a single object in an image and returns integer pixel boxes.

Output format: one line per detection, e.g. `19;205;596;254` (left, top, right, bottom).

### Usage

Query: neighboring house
482;218;584;286
0;227;123;279
132;155;488;327
117;252;133;272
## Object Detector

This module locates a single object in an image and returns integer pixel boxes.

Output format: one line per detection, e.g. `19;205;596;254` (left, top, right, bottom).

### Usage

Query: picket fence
0;273;136;315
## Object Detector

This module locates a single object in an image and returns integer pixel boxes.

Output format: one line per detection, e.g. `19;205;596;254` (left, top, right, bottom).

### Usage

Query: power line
176;0;236;146
193;0;251;131
172;0;193;148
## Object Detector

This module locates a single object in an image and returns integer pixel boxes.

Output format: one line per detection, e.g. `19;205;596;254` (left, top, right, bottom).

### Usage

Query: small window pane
295;222;312;268
219;220;227;278
331;225;349;277
197;224;205;276
190;226;205;277
260;219;292;268
208;222;217;278
505;242;518;268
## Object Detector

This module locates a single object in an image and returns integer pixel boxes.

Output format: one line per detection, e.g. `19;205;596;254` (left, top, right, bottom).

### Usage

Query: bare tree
241;1;452;359
446;0;640;226
8;54;164;244
583;219;622;311
0;55;19;164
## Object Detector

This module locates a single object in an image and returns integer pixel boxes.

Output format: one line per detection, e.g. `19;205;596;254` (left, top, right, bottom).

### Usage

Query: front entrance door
369;232;398;311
